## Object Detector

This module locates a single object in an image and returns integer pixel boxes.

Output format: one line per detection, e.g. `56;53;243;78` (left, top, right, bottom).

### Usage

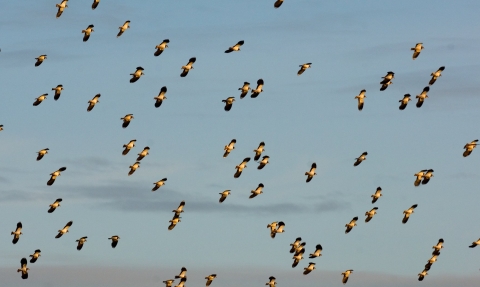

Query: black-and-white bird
117;20;130;37
234;157;250;178
169;214;181;230
421;169;434;185
380;80;393;91
52;85;64;100
223;139;236;158
29;249;41;263
154;86;167;108
432;238;444;255
163;279;175;287
33;94;48;106
173;201;186;216
48;198;62;213
109;235;120;248
152;178;167;192
411;43;424;60
175;278;187;287
87;94;100;112
92;0;100;10
414;169;428;186
122;139;136;155
463;139;478;157
175;267;188;279
402;204;418;224
303;262;316;275
355;89;366;111
365;207;378;223
371;187;382;204
265;276;276;287
219;190;231;203
274;0;284;8
47;167;67;186
345;217;358;234
225;40;244;53
76;236;88;250
353;152;367;166
35;55;47;66
37;148;49;161
82;24;94;42
206;274;217;286
309;244;323;258
121;114;134;128
249;183;264;199
294;242;306;256
55;221;73;238
253;142;265;161
297;63;311;76
290;237;302;253
429;66;445;85
469;238;480;248
181;57;196;77
18;258;29;279
342;270;353;284
418;269;428;281
251;79;264;98
11;222;22;244
129;67;144;83
416;86;429;108
154;39;169;56
222;97;235;111
305;162;317;183
137;147;150;161
399;94;411;110
128;161;140;176
238;82;250;99
271;222;285;238
292;248;305;268
55;0;68;18
267;222;278;237
257;156;269;170
381;71;394;84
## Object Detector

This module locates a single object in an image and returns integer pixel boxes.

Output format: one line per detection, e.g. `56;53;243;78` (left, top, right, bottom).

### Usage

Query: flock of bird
4;0;480;285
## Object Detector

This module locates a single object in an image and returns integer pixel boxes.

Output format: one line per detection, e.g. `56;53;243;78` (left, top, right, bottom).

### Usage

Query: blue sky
1;0;480;286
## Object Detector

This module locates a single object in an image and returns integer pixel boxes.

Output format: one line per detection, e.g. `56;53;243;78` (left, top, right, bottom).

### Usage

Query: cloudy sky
1;0;480;286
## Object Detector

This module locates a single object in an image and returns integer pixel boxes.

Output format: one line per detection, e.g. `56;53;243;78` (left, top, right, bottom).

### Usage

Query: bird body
82;24;94;42
181;57;196;77
48;198;62;213
380;80;392;91
87;94;101;111
168;215;181;230
234;157;250;178
223;139;236;158
355;89;366;111
152;178;167;191
432;238;444;255
292;249;304;268
290;237;302;253
52;85;64;100
411;43;424;59
55;221;73;238
297;63;311;76
250;183;264;199
11;222;22;244
402;204;418;224
154;39;169;56
163;279;175;287
305;162;317;182
154;86;167;108
117;21;130;37
33;94;48;106
175;267;188;279
251;79;264;98
345;217;358;234
270;221;285;238
128;161;140;176
222;97;235;111
173;201;186;216
219;190;231;203
35;55;47;66
225;40;244;53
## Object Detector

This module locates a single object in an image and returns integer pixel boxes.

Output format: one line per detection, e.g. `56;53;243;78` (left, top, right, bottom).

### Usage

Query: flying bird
342;270;354;284
345;217;358;234
249;183;264;199
219;190;231;203
398;94;411;110
175;278;187;287
251;79;264;98
309;244;323;258
257;156;269;170
87;94;101;112
11;222;22;244
29;249;41;263
238;82;250;99
353;152;367;166
469;238;480;248
128;161;140;176
109;235;120;248
121;114;134;128
274;0;284;8
129;67;144;83
154;86;167;108
305;162;317;183
432;238;444;255
292;248;305;268
222;97;235;111
0;125;3;131
463;139;478;157
206;274;217;286
223;139;236;158
381;71;395;84
416;86;429;108
365;207;378;222
297;63;312;76
267;222;278;237
421;169;434;185
271;221;285;238
55;221;73;238
33;94;48;106
82;24;94;42
37;148;49;161
355;89;366;111
253;142;265;161
380;80;392;91
122;139;136;155
76;236;88;250
92;0;100;9
47;167;67;186
55;0;68;18
411;43;424;60
52;85;64;100
402;204;418;224
168;214;181;230
265;276;276;287
225;40;244;53
181;57;196;77
152;178;167;192
154;39;170;56
137;147;150;161
290;237;302;253
418;269;428;281
371;187;382;204
117;20;130;37
163;279;175;287
173;201;186;216
234;157;250;178
17;258;29;279
48;198;62;213
35;55;47;66
414;169;428;186
294;242;306;256
429;66;445;85
303;262;316;275
175;267;187;279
